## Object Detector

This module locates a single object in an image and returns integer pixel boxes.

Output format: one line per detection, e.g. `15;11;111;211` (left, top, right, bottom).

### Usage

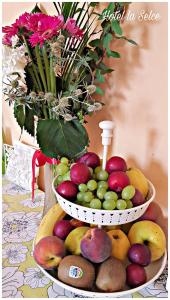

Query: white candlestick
99;120;114;170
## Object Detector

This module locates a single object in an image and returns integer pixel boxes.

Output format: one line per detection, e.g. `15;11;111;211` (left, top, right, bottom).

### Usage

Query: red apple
106;156;127;173
138;202;158;222
70;163;91;185
77;152;100;169
53;220;74;240
128;243;151;266
33;236;65;270
131;189;145;207
56;180;78;200
108;171;130;192
126;263;147;287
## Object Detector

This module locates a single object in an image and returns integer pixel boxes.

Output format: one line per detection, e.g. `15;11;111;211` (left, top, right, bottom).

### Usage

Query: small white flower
64;114;74;121
94;102;103;111
2;267;24;298
2;44;27;82
87;105;95;112
3;244;28;264
11;35;19;47
24;267;50;288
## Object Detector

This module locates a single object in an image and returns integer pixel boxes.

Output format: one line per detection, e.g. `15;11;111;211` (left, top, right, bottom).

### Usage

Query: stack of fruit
33;202;166;293
55;152;149;210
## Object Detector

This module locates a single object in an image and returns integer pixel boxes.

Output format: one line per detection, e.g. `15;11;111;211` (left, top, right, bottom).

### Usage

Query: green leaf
103;33;113;50
89;39;101;48
115;35;138;45
14;105;25;129
31;4;42;13
24;107;35;136
95;86;104;96
88;50;99;61
37;119;89;159
96;69;105;83
111;20;123;35
62;2;73;21
106;49;121;58
98;62;114;74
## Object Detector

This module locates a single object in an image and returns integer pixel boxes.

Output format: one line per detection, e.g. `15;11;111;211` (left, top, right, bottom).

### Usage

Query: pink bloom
29;14;64;47
15;12;31;29
2;25;18;46
64;18;84;39
2;34;13;46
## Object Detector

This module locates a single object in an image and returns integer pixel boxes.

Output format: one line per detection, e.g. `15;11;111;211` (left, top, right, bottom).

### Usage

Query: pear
126;168;149;198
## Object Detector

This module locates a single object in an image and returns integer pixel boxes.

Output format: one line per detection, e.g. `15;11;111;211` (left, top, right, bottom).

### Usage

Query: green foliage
37;119;89;159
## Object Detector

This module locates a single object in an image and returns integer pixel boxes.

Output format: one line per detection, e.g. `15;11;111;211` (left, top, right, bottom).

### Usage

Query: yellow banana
35;203;66;245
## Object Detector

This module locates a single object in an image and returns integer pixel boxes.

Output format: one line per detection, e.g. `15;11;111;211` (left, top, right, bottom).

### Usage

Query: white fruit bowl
37;250;167;298
52;178;155;225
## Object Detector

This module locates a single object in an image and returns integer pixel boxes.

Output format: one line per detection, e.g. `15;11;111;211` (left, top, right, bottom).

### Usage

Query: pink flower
15;12;31;29
29;14;64;47
64;18;84;39
2;25;18;46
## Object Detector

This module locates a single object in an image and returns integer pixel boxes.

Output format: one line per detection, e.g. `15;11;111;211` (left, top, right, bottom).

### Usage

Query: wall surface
2;2;168;212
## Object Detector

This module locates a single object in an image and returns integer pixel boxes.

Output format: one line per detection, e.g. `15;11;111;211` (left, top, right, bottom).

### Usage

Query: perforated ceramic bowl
52;178;155;226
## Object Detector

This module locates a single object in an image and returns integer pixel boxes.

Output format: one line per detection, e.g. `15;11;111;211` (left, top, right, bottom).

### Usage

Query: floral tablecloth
2;177;168;298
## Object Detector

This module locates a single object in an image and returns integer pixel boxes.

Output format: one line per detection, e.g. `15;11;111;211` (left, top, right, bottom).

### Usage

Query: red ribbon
32;149;59;201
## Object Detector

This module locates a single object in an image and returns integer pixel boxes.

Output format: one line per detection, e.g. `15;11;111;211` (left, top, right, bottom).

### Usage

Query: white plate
37;250;167;298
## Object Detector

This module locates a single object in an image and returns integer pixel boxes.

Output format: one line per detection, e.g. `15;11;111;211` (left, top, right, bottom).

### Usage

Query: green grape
78;183;88;192
96;170;109;181
62;171;70;181
56;175;63;185
116;199;127;210
89;167;93;176
122;185;135;200
97;188;107;200
98;181;109;190
56;163;69;175
104;191;118;202
60;157;69;165
77;192;85;202
103;199;116;210
87;180;97;191
82;202;90;208
94;166;102;174
84;191;94;203
90;198;102;209
126;200;133;209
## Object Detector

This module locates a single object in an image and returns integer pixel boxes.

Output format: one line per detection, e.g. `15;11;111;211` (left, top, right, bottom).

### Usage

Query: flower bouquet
2;2;137;160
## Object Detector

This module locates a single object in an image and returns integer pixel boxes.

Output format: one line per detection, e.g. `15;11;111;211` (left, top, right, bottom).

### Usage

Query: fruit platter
33;204;167;297
33;121;167;297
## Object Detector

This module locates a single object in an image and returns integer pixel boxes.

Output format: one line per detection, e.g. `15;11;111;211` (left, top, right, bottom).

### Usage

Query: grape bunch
55;153;146;211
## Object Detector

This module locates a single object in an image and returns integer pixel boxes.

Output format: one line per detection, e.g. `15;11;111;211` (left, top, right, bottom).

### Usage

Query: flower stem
35;46;48;92
50;55;56;95
27;66;39;91
22;36;43;91
42;45;51;92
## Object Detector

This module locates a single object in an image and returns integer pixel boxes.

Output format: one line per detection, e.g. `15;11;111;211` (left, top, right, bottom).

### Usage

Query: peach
80;228;112;263
33;236;65;270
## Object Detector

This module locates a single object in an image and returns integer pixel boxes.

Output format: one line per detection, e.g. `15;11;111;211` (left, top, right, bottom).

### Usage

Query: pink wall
2;2;168;212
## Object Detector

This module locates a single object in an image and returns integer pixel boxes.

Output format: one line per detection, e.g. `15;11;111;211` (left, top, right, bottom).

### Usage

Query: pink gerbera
29;14;64;47
64;18;84;39
2;24;18;46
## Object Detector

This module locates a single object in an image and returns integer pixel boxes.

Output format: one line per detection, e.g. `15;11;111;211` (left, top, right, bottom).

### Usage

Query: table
2;177;168;298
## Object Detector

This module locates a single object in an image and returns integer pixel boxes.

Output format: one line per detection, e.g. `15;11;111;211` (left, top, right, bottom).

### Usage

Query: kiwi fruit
96;257;126;292
58;255;95;289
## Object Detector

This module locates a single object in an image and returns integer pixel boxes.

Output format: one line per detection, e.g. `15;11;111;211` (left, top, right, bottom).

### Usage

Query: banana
35;203;66;245
126;167;149;198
